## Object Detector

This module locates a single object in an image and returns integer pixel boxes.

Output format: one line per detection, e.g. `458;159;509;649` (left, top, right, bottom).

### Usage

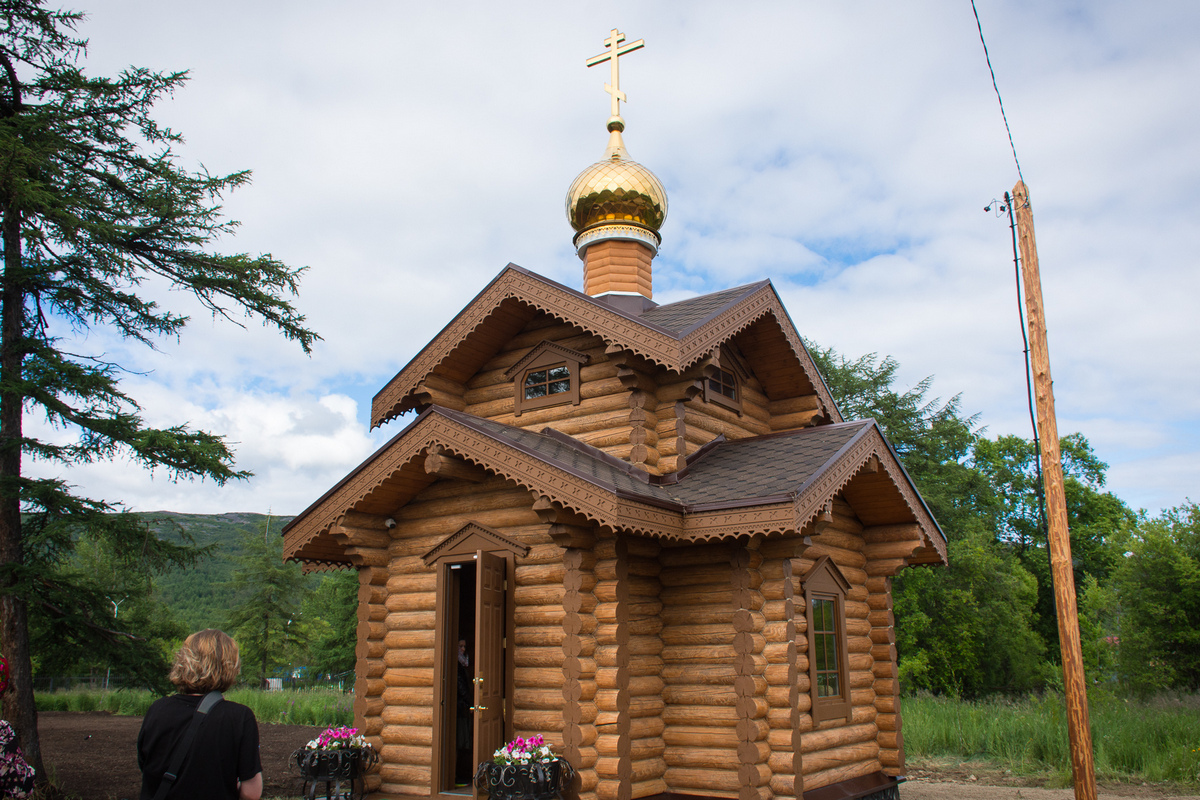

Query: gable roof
370;264;842;428
282;406;945;569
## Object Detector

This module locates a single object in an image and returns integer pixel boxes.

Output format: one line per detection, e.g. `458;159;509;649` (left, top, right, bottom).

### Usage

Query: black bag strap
152;691;223;800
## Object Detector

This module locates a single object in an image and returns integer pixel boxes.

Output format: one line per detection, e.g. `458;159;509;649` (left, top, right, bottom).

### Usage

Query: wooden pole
1011;180;1096;800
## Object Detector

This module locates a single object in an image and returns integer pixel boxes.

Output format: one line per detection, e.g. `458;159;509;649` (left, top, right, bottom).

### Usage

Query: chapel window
523;364;572;401
503;341;590;416
802;555;851;722
704;365;742;414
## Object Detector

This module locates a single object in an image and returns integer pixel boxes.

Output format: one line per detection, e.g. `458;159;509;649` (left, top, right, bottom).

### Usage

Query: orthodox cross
586;28;645;119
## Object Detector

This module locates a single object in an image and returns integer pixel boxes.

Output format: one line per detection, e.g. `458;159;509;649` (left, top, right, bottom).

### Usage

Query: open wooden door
474;550;506;785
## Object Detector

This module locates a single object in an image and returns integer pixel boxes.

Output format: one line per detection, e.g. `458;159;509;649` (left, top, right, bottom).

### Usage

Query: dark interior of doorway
448;561;477;792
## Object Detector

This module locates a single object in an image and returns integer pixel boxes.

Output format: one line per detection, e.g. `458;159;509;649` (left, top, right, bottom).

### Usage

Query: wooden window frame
503;341;590;417
802;555;852;723
702;345;750;416
704;366;741;414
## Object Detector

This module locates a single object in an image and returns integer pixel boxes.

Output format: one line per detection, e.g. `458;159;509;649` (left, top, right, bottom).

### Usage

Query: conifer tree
0;1;317;774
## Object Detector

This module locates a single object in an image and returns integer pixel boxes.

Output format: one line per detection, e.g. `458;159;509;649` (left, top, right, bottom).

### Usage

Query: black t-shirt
137;694;262;800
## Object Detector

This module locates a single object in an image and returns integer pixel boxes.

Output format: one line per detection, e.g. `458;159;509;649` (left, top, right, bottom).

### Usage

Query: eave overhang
283;407;945;569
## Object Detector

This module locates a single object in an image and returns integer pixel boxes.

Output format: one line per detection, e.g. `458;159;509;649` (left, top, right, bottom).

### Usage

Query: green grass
35;687;352;727
903;692;1200;786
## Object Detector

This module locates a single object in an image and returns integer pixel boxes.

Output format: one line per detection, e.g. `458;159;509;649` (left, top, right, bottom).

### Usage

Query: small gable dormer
503;340;591;416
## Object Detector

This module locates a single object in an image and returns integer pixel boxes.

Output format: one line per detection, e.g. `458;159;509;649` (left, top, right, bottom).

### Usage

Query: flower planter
474;759;573;800
291;746;379;800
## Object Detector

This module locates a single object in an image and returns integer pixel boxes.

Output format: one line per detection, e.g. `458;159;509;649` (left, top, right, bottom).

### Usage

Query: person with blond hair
137;630;263;800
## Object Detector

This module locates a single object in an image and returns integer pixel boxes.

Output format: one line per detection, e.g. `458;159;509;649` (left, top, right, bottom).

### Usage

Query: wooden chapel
283;29;947;800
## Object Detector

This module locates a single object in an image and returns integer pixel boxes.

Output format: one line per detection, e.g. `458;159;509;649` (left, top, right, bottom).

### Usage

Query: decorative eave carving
283;408;944;567
370;265;840;428
790;422;947;565
502;340;591;381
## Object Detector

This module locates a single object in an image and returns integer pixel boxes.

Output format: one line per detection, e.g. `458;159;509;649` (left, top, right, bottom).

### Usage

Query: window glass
812;596;841;698
708;368;737;400
523;364;571;401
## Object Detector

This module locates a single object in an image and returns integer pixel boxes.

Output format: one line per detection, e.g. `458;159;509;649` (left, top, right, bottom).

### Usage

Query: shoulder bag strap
152;691;223;800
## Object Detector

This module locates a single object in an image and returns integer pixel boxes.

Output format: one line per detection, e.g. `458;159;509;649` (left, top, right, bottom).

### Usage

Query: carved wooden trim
284;411;944;567
421;521;530;566
503;340;592;380
370;266;840;428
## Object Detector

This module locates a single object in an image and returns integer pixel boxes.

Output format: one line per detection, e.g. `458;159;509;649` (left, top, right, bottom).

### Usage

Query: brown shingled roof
283;406;945;567
369;265;841;428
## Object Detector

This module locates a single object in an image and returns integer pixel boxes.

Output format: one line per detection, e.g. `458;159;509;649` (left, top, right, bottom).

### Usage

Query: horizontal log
379;743;432;766
514;626;566;647
377;763;432;786
661;623;736;647
799;723;876;754
515;646;565;668
380;725;434;747
379;704;432;727
384;571;437;594
801;761;882;793
383;668;433;687
801;742;881;775
662;645;738;664
384;592;436;613
660;663;737;684
768;395;820;416
515;607;567;627
662;705;737;727
663;767;742;793
512;709;565;732
383;630;434;651
515;561;567;586
665;747;753;770
514;688;566;711
661;725;739;748
662;686;737;706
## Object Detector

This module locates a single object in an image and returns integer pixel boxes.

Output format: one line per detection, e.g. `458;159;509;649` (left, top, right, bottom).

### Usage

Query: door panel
474;551;506;780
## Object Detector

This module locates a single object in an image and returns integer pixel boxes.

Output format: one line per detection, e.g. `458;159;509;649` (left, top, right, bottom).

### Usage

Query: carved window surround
503;341;590;416
802;555;852;723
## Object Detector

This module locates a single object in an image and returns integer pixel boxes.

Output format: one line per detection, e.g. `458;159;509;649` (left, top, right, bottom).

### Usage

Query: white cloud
26;0;1195;517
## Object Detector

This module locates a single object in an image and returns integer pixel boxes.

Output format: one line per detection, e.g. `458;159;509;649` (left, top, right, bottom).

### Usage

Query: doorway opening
446;561;477;793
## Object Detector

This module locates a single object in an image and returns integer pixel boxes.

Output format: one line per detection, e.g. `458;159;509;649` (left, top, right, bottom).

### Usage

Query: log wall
462;314;648;467
593;536;629;800
562;546;599;800
760;538;805;800
361;474;545;798
792;498;883;793
659;542;740;798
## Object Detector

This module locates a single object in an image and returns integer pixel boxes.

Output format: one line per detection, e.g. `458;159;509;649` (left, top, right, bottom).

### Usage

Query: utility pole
1011;180;1097;800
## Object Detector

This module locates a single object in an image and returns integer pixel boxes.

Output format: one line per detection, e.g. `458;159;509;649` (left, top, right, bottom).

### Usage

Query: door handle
470;705;488;712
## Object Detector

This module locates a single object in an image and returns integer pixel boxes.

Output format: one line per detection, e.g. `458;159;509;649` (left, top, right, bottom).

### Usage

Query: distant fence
35;670;356;693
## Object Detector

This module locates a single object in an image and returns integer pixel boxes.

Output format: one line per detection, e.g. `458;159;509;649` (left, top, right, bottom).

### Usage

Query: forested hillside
145;512;302;631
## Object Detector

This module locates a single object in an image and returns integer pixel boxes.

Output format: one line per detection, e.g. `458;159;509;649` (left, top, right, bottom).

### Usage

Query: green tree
225;524;309;688
0;2;316;773
1112;501;1200;693
28;531;189;691
301;569;358;680
971;434;1135;651
893;521;1044;695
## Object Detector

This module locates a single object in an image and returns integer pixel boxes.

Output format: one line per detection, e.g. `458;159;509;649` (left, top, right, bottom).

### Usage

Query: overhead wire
973;1;1048;543
972;0;1025;185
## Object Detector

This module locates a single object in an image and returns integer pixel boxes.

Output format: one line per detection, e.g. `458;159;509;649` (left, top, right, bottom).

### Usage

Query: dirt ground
34;711;1200;800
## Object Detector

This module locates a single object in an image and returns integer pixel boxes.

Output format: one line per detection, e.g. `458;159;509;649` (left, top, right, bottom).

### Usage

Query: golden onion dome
565;122;667;239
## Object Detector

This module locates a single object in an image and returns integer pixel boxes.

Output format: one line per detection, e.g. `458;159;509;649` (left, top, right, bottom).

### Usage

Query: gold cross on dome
586;28;645;119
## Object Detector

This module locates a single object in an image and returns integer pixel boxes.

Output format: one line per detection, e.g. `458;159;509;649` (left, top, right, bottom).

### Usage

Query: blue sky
24;1;1200;517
